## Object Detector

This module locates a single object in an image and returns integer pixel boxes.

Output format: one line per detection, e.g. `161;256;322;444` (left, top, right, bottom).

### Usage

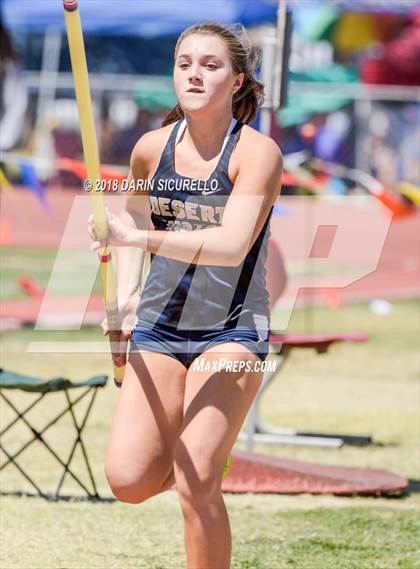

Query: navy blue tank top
135;118;273;332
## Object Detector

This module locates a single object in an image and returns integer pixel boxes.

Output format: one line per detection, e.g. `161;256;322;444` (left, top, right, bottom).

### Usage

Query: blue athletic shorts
130;319;270;369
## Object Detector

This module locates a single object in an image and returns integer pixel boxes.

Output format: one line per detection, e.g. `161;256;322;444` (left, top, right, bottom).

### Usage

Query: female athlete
89;22;282;569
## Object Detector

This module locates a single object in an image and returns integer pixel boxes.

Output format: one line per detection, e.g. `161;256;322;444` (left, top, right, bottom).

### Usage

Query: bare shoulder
239;124;283;165
229;123;283;185
130;122;176;178
226;123;283;204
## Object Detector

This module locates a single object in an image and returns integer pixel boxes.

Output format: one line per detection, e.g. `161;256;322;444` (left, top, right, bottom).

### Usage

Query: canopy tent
280;65;358;127
134;88;177;111
3;0;417;37
315;0;418;13
290;64;359;85
2;0;278;37
278;95;351;128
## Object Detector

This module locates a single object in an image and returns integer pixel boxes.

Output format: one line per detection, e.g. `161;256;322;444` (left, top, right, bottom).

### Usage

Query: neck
182;111;234;160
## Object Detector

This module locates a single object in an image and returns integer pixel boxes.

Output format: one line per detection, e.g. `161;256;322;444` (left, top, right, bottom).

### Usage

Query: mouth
187;88;205;94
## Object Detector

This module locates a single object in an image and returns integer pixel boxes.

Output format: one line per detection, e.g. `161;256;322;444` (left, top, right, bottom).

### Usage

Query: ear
233;72;244;94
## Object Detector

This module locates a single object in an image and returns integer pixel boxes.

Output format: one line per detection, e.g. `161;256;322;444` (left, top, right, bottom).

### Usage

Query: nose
188;63;203;84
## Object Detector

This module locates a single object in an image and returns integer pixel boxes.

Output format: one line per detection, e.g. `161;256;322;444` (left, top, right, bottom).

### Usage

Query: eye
206;64;218;70
178;62;190;69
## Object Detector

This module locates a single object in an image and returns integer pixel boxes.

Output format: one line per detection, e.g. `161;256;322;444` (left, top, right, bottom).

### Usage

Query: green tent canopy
290;64;359;84
133;87;176;111
278;95;351;128
278;64;359;127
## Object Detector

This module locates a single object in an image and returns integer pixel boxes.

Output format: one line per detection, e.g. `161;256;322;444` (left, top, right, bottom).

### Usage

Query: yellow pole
63;0;125;386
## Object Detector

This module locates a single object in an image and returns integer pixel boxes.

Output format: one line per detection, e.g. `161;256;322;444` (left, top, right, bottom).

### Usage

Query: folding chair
240;332;371;450
0;369;108;500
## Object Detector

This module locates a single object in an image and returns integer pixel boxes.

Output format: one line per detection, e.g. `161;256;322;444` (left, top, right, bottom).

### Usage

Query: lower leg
180;491;231;569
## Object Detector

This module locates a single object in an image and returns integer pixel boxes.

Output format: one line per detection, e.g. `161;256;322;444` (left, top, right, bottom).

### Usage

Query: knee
104;463;151;505
174;445;222;507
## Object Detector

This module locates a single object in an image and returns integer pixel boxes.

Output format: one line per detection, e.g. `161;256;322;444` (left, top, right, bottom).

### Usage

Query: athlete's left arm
91;138;282;267
218;136;283;265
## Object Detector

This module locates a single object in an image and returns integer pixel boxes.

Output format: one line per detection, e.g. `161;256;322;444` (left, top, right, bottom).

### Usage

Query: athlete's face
174;33;244;117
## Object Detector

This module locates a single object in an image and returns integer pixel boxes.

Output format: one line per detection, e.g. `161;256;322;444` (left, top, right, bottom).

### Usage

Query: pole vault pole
260;0;288;136
63;0;125;386
272;0;288;110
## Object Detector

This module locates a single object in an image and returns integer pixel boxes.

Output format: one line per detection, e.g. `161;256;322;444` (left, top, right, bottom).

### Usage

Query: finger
107;212;118;228
87;218;97;237
90;241;105;251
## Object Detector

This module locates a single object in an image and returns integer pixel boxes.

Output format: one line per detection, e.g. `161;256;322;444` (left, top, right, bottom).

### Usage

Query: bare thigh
105;350;187;501
174;343;264;497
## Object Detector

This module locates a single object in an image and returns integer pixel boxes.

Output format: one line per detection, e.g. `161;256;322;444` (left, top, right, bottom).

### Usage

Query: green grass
1;246;101;300
0;299;419;568
1;494;419;569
